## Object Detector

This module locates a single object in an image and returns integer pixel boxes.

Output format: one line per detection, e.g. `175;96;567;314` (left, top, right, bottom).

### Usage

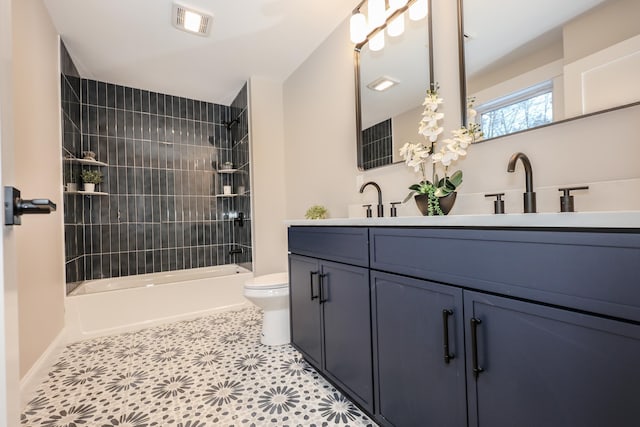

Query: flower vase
415;192;457;216
83;183;96;193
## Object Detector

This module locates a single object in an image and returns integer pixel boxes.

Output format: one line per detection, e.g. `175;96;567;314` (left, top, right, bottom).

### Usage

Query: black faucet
359;181;383;217
507;152;536;213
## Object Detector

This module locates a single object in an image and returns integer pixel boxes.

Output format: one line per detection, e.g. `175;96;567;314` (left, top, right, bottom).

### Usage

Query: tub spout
507;152;536;213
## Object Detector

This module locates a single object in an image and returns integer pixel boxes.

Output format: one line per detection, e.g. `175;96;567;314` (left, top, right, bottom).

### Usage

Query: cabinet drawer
288;226;369;267
370;227;640;322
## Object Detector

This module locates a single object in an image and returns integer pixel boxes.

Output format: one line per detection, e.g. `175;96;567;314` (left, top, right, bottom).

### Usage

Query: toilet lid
244;272;289;290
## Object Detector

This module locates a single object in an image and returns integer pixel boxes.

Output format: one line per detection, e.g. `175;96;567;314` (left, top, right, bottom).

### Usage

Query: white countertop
285;211;640;228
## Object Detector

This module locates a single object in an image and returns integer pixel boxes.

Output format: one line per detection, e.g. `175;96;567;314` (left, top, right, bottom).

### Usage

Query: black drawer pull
319;273;328;303
471;317;484;378
309;271;319;300
442;309;455;364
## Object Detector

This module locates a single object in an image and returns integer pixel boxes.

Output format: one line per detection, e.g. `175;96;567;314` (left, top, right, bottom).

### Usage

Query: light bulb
350;12;367;44
409;0;428;21
387;13;405;37
369;31;385;51
368;0;386;29
183;10;203;32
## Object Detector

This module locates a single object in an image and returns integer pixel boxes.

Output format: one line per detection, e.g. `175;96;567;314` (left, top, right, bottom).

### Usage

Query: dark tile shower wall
362;118;392;170
62;46;252;290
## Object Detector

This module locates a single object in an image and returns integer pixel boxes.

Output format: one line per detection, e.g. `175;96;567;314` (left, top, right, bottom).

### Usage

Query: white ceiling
43;0;355;105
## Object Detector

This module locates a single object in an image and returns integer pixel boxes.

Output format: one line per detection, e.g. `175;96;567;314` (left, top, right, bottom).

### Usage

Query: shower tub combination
65;264;253;341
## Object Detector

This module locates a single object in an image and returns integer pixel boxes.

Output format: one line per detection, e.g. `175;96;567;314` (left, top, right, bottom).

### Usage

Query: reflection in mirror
355;0;432;170
462;0;640;141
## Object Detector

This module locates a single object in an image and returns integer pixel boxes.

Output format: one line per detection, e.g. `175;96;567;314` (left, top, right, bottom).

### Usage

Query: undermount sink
285;211;640;229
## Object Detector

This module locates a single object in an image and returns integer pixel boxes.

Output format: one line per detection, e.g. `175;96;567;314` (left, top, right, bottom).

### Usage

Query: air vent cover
172;4;212;36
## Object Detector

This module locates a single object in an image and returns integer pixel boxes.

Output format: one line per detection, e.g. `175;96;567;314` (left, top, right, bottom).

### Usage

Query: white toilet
243;272;290;346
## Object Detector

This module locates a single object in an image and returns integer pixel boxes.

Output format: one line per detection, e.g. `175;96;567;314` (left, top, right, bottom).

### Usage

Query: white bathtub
65;265;253;342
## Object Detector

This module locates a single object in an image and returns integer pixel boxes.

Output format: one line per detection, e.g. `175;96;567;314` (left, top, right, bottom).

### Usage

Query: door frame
0;0;21;423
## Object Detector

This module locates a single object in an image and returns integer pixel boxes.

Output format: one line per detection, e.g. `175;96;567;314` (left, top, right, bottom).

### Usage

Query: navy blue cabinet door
464;291;640;427
289;255;322;368
372;272;467;427
321;261;373;413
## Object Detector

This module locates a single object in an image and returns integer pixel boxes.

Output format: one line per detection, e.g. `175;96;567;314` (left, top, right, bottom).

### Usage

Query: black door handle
442;309;455;364
5;186;57;225
309;271;319;300
470;317;484;378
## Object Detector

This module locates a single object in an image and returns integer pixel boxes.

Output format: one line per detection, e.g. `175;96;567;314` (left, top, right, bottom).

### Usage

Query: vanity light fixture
367;76;399;92
350;0;428;47
408;0;428;21
172;3;212;36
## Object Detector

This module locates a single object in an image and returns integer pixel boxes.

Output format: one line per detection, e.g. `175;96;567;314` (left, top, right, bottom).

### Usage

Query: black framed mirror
355;0;433;170
460;0;640;142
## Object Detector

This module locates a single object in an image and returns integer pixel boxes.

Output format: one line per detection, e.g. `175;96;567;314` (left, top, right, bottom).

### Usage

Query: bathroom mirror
355;2;433;170
462;0;640;141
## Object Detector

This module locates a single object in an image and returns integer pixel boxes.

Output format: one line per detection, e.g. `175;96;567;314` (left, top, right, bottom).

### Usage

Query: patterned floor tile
21;307;377;426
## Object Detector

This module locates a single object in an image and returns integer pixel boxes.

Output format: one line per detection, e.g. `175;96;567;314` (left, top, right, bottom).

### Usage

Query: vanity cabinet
288;227;373;413
289;225;640;426
370;227;640;427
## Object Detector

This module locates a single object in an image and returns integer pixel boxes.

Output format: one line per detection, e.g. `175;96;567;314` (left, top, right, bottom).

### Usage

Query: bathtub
65;264;253;342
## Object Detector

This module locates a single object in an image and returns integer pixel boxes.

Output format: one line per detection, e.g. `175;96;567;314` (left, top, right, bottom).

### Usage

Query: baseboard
19;329;67;410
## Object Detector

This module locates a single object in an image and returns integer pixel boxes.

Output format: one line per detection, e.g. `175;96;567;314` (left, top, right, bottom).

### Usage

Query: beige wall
12;0;65;378
249;77;288;275
283;20;358;219
282;0;640;219
564;0;640;64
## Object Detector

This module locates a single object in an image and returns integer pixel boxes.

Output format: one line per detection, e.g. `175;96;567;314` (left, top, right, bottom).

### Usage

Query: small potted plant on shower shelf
80;169;103;193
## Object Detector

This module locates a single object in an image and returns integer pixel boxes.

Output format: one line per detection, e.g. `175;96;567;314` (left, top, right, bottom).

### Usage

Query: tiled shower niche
62;44;252;292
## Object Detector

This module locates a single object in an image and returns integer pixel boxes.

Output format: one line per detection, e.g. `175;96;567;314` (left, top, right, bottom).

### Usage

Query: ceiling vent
172;4;212;36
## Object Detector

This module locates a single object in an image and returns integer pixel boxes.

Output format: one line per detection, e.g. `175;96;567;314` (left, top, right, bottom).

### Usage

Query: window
476;81;553;139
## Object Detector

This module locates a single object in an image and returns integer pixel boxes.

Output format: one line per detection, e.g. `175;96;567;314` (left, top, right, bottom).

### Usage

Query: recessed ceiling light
172;4;212;36
367;76;399;92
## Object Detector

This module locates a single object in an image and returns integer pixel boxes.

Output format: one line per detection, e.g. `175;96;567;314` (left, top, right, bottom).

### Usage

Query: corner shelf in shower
64;190;109;196
64;158;108;167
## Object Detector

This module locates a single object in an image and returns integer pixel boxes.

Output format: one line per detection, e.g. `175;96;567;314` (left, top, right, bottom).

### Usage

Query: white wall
12;0;65;378
249;77;288;275
282;0;640;219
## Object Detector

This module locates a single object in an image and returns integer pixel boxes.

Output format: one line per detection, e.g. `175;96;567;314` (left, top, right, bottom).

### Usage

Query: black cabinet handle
309;271;319;300
471;317;484;378
319;273;328;303
442;309;455;364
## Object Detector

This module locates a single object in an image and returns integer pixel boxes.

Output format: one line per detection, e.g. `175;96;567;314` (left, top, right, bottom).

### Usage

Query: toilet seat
244;272;289;290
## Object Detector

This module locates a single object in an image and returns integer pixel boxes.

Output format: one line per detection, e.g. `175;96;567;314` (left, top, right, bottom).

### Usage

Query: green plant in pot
399;85;482;216
305;205;329;220
80;169;103;193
